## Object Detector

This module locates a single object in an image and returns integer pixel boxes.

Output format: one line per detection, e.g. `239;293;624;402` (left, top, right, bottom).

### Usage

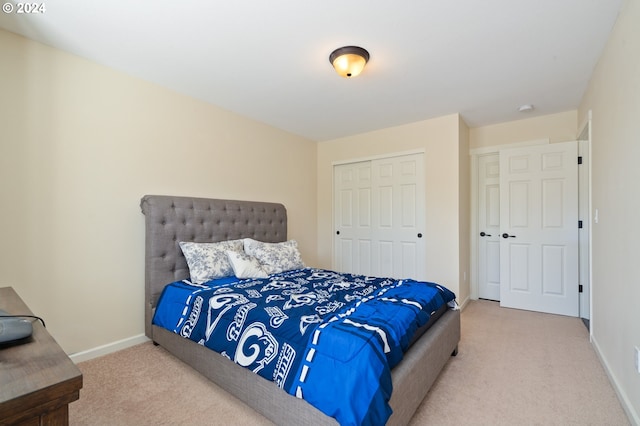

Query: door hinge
578;220;583;229
579;284;583;293
578;156;583;165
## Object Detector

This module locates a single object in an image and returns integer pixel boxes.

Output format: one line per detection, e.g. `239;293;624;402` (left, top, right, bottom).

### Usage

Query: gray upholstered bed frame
141;194;460;425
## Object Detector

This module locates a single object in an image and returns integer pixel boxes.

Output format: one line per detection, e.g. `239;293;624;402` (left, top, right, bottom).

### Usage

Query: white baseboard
458;295;471;311
69;334;150;364
591;335;640;426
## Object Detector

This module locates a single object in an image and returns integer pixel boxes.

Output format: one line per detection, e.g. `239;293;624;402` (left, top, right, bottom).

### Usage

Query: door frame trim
577;109;593;337
331;148;426;166
469;138;549;300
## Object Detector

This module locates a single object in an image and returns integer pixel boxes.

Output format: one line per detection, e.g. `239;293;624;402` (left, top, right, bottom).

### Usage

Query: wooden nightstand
0;287;83;425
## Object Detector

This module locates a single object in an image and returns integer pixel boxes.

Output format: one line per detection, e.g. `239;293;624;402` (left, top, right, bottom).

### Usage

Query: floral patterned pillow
243;238;305;274
179;240;244;284
226;250;269;279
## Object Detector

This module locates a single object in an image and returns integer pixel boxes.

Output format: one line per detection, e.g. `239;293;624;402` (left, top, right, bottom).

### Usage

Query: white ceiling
0;0;623;141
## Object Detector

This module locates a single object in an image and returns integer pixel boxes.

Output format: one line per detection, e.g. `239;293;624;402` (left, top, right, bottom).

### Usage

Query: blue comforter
153;268;456;426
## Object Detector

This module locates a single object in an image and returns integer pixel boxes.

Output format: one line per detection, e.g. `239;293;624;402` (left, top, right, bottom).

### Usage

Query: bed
141;194;460;426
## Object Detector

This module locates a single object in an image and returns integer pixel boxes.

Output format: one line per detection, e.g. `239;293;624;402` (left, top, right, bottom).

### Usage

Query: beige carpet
70;300;630;425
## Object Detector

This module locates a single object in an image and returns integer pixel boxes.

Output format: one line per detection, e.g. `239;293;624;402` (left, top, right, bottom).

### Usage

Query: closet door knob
502;233;516;239
417;233;423;238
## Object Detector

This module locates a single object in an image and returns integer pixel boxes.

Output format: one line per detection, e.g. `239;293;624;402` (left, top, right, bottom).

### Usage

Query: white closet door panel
378;186;393;228
335;153;425;280
358;189;371;227
378;240;394;277
339;189;353;227
338;239;353;273
400;184;417;227
356;240;372;276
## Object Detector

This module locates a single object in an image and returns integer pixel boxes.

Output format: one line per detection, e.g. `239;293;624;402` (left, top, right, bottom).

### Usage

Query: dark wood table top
0;286;83;419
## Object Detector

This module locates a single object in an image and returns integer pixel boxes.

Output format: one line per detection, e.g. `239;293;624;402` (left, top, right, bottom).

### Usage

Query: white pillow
243;238;305;275
226;250;269;279
179;240;243;284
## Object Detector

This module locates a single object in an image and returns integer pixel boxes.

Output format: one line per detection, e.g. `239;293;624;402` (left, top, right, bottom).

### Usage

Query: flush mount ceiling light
329;46;370;78
518;104;534;112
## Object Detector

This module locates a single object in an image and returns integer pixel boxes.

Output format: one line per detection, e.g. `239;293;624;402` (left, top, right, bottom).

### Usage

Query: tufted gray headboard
140;195;287;338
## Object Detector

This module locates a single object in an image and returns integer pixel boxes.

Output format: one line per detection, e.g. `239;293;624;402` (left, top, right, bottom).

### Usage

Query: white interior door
499;141;579;316
334;161;372;275
478;153;501;300
334;153;426;280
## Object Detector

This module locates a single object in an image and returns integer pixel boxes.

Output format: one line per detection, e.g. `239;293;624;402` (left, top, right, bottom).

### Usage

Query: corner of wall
458;117;471;304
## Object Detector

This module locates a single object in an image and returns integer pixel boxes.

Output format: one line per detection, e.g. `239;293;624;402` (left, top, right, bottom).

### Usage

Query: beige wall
0;30;317;354
458;117;471;304
317;114;470;304
578;0;640;421
470;110;578;150
4;10;638;422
